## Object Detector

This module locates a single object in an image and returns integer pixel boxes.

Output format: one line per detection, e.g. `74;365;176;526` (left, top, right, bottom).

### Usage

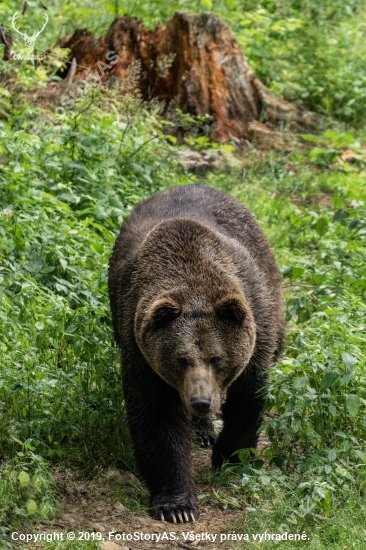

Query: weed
0;82;186;538
204;152;366;546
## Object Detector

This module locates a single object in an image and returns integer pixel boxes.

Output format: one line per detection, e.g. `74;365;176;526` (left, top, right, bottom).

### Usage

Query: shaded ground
27;434;270;550
52;449;242;550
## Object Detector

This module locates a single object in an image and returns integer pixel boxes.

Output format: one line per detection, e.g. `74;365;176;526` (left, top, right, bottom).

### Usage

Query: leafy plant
204;152;366;543
0;439;57;543
302;131;366;168
0;78;191;536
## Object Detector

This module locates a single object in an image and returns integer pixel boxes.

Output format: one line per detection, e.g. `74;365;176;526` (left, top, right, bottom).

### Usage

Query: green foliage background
0;85;190;538
0;0;366;548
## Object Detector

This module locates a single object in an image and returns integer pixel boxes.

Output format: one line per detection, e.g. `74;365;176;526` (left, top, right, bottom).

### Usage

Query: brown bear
108;184;285;524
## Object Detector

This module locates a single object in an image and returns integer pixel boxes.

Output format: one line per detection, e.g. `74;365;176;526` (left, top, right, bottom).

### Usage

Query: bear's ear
215;294;248;325
149;298;182;327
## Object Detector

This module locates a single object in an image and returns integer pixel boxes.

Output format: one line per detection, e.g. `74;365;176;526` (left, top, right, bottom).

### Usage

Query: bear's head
135;288;256;417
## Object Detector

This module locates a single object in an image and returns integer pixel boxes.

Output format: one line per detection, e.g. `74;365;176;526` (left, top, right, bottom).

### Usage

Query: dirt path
42;446;251;550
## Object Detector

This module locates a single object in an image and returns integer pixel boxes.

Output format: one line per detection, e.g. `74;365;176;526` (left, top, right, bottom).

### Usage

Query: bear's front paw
192;417;217;448
151;494;199;523
193;430;217;448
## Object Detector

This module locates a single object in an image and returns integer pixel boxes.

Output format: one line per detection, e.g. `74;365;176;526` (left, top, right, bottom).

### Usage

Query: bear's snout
183;364;221;417
190;396;211;415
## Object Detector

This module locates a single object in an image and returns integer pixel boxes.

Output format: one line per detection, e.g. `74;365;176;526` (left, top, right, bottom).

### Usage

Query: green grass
1;1;366;542
0;85;189;544
200;157;366;548
1;104;365;545
227;495;366;549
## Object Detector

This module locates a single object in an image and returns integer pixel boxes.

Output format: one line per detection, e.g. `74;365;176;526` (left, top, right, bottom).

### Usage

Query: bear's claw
193;417;217;448
153;505;198;523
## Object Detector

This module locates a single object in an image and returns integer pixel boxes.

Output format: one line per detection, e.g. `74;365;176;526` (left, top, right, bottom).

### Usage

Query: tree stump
58;12;320;143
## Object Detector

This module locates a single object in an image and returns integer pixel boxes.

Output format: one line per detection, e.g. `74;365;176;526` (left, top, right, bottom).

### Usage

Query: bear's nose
190;397;211;414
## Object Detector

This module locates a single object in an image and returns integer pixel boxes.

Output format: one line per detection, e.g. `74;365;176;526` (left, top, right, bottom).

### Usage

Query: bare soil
20;432;270;550
50;448;243;550
28;434;268;550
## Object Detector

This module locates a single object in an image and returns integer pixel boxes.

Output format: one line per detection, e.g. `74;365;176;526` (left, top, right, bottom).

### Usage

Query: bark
58;11;321;143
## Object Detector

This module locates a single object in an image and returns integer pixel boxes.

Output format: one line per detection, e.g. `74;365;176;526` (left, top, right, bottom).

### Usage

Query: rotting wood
57;12;322;143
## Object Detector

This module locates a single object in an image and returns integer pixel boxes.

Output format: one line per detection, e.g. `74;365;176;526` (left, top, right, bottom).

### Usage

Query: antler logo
11;11;48;49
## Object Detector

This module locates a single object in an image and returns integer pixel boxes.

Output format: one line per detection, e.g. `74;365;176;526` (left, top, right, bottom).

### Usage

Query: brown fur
108;184;285;523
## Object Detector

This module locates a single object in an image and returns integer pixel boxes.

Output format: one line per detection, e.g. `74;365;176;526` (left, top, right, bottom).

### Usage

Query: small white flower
0;208;13;218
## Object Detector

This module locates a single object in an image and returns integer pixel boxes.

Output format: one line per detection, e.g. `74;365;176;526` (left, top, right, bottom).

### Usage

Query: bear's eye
176;357;189;368
210;357;221;368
